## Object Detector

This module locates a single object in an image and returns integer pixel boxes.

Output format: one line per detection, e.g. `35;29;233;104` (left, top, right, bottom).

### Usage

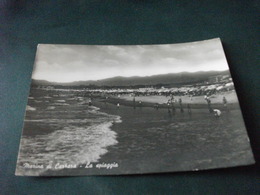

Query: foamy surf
26;105;36;111
56;100;66;103
52;103;69;106
46;106;56;110
16;105;121;176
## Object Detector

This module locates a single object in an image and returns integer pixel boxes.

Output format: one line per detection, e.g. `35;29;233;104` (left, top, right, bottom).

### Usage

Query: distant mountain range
31;70;230;87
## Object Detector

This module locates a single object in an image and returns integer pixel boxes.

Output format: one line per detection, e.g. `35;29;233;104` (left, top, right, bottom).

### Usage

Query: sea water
16;88;121;176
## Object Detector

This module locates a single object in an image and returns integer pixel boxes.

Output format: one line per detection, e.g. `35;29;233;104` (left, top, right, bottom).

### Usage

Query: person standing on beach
167;100;171;113
117;102;120;109
223;96;228;112
179;97;184;113
155;103;159;110
187;94;193;114
133;95;136;109
204;95;208;101
171;97;176;113
187;103;191;114
205;97;213;113
139;101;142;109
88;98;92;106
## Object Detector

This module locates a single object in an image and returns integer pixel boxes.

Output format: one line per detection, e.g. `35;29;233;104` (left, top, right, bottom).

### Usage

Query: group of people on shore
90;92;229;118
136;94;228;117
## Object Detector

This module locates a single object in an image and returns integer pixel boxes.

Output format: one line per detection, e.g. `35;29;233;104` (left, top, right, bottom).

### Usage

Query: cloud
32;38;229;82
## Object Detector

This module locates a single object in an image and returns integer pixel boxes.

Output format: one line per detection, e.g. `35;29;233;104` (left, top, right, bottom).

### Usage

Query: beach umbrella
216;86;224;91
225;83;234;87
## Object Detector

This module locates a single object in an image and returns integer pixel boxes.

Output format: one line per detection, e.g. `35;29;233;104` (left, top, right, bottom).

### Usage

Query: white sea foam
78;101;87;105
89;106;100;112
46;106;56;110
52;103;69;106
26;105;36;111
24;119;45;122
16;106;121;176
56;100;66;103
67;98;76;100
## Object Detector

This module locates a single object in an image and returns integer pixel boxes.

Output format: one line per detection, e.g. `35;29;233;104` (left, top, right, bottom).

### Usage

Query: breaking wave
16;103;121;176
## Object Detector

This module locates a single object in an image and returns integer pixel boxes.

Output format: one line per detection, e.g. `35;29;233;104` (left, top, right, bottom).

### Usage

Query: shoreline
20;88;253;176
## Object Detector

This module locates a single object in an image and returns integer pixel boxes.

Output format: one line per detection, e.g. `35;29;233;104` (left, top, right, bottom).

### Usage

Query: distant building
208;75;222;83
46;86;54;90
208;75;230;83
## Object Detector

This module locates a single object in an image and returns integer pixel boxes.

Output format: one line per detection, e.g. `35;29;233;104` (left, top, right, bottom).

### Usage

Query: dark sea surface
16;88;121;176
15;88;254;176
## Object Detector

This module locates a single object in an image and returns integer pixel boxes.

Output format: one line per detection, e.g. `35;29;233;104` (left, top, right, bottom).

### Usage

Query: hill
31;70;230;87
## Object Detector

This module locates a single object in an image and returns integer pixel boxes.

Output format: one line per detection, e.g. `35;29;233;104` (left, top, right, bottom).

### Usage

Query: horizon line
32;69;229;84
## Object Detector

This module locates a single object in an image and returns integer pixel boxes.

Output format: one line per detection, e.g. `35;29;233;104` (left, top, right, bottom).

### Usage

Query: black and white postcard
16;38;255;176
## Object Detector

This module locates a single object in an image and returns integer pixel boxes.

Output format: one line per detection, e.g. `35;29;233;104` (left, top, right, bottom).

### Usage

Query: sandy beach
95;90;240;112
119;90;238;105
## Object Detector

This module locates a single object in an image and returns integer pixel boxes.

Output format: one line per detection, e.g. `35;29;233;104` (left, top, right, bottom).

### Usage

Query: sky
32;38;229;83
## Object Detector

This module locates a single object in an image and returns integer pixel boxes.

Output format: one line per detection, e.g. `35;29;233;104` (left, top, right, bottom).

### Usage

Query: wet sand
44;98;254;176
94;101;254;174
